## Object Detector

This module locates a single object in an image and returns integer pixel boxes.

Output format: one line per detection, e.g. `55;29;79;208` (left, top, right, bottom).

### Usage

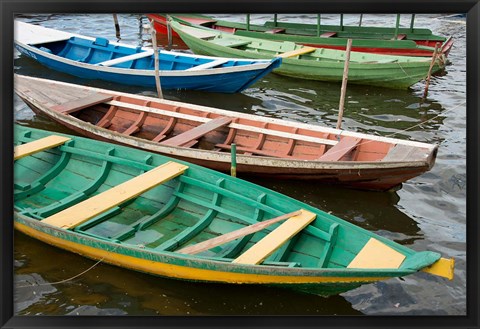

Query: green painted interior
13;125;442;293
169;20;445;89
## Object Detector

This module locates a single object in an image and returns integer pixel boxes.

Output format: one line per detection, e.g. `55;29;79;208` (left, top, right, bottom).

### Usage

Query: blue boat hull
14;27;280;93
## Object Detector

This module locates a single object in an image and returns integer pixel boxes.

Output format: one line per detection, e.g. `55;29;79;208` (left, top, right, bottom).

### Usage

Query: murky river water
13;13;466;316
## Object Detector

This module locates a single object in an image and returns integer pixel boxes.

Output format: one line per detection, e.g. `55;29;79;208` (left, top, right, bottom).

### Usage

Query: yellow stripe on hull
15;221;388;285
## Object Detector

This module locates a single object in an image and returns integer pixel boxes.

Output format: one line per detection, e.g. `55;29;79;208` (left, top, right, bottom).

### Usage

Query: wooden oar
176;210;302;255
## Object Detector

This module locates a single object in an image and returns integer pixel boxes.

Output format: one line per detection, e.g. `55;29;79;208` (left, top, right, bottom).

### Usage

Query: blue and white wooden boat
14;21;281;93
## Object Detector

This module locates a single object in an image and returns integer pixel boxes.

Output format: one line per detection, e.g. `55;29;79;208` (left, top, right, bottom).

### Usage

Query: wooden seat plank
51;93;114;114
277;46;317;58
347;238;406;269
317;136;361;161
233;209;317;265
185;58;229;71
161;116;232;147
95;50;153;67
14;135;71;160
42;161;188;229
177;210;302;255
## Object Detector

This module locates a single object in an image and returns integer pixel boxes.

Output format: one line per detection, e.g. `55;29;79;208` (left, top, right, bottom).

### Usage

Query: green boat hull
169;20;445;89
14;125;446;296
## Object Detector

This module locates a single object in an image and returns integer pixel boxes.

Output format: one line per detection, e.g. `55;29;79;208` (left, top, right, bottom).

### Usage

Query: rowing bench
233;209;316;265
14;135;72;160
276;46;317;58
160;116;232;147
317;136;361;161
95;50;154;67
51;93;114;114
42;161;188;229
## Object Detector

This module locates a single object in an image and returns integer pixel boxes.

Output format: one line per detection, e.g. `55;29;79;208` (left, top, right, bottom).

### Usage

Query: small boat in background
146;14;453;57
13;124;454;296
14;20;281;93
15;74;438;191
168;19;447;90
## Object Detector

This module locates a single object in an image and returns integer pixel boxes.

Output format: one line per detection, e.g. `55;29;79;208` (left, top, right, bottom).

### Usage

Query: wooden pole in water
336;39;353;130
149;19;163;99
230;143;237;177
113;14;121;39
423;42;440;99
166;20;173;50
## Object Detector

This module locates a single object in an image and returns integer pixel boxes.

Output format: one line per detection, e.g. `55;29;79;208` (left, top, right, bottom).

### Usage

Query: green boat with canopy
168;18;447;89
148;13;453;57
14;124;454;296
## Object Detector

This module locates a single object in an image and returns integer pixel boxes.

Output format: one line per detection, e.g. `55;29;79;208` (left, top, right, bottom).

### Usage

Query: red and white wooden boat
15;74;438;191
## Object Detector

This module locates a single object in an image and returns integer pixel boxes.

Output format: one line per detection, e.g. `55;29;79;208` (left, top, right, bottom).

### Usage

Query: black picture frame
1;0;478;328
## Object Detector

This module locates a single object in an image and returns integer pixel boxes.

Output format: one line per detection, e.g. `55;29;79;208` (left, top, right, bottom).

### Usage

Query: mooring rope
16;244;121;288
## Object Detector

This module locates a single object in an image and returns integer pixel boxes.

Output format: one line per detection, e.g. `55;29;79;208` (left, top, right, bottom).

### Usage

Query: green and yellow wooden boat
147;14;453;57
14;125;454;296
168;19;447;89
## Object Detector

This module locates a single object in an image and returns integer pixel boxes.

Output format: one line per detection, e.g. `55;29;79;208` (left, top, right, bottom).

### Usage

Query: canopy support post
273;14;278;27
340;14;344;31
246;14;250;31
410;14;416;32
317;14;321;36
394;14;401;39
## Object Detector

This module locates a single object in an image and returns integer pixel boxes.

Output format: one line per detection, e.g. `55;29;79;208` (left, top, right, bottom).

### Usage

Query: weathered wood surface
381;144;427;162
52;93;113;114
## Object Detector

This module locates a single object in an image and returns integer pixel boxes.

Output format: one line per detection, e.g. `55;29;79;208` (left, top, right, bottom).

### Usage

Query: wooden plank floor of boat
42;161;188;229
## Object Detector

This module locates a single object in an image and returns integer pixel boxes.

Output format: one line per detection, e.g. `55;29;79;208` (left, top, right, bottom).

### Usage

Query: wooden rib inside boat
14;74;439;191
